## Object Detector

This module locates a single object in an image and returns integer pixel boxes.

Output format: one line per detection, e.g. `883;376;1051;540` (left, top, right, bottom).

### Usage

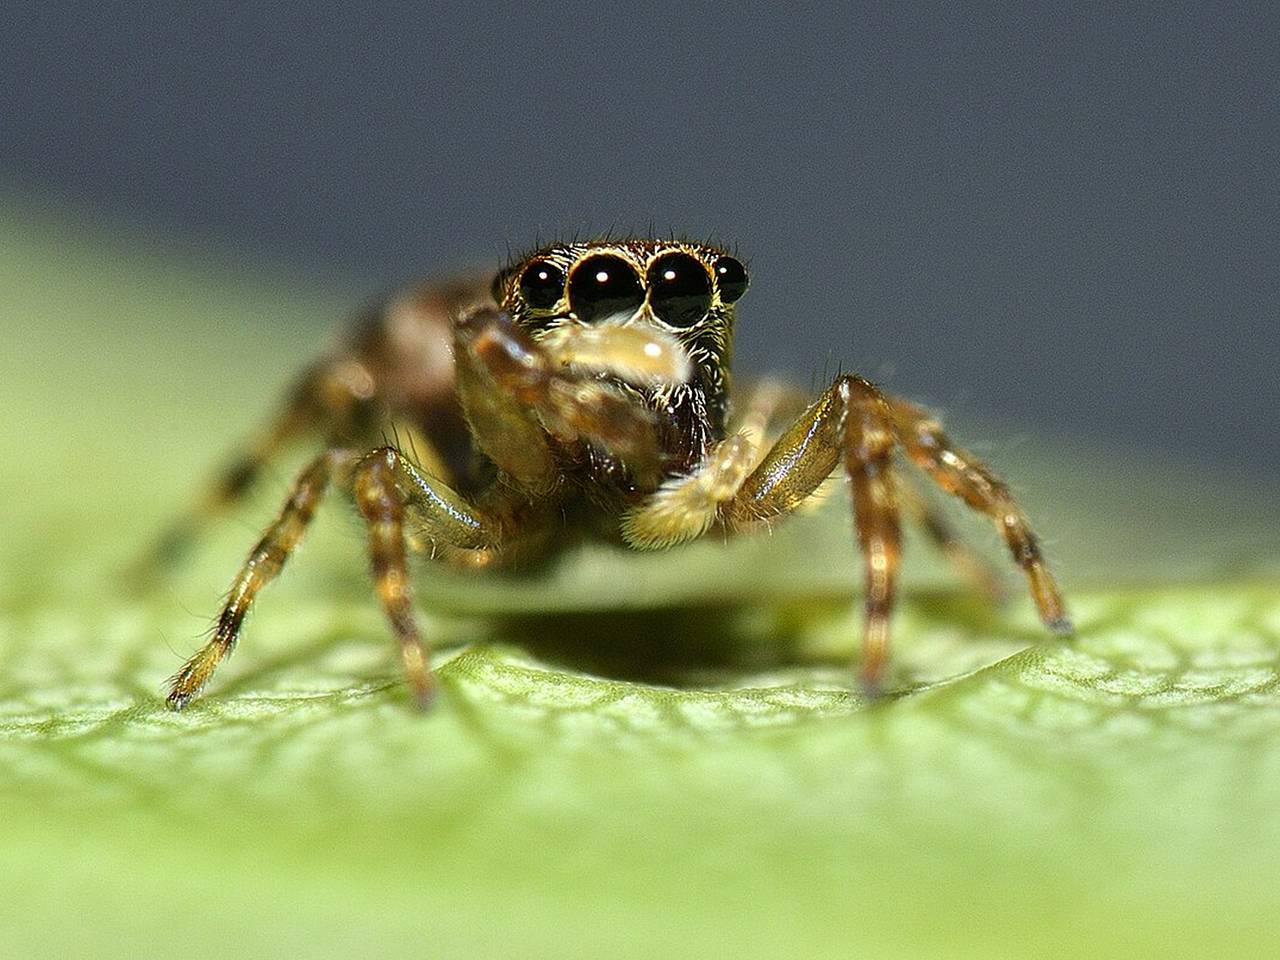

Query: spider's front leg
623;377;1008;606
168;309;690;710
718;375;1068;691
721;375;904;690
349;446;499;706
166;446;498;710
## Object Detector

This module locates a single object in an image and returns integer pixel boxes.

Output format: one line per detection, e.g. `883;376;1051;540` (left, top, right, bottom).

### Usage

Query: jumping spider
155;238;1071;709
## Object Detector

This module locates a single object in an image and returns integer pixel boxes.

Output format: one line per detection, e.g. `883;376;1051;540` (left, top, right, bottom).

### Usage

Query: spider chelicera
154;238;1071;710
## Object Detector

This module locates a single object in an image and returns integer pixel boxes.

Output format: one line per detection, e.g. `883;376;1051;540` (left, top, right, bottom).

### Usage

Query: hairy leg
166;446;499;710
165;448;354;708
348;446;494;707
722;375;904;690
887;398;1071;633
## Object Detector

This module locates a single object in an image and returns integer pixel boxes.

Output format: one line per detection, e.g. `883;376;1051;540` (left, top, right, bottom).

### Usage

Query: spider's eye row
518;260;565;310
646;252;712;327
568;254;644;323
712;256;749;304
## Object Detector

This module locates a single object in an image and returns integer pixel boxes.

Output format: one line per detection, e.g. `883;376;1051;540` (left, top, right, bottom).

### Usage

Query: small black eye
647;252;712;327
713;256;749;304
568;254;644;323
518;260;565;310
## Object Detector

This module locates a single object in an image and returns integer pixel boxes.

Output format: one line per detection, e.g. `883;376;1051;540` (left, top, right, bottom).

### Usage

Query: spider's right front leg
166;446;500;710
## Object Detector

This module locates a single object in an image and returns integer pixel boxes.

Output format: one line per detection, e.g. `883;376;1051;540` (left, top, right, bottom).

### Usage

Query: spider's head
491;238;748;385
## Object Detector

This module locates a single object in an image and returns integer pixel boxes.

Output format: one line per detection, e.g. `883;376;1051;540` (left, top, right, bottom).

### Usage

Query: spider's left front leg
718;375;903;690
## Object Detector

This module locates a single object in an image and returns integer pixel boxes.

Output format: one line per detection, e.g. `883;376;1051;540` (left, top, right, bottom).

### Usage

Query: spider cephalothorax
495;240;748;473
150;235;1070;712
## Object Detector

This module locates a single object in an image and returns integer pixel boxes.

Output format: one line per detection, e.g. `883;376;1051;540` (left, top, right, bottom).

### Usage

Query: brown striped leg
166;449;356;709
841;378;902;692
352;450;430;708
887;399;1071;634
725;375;903;693
167;445;497;710
896;477;1009;604
349;446;495;709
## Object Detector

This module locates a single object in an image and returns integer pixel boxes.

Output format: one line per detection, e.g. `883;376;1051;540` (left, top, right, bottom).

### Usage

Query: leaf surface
2;201;1278;959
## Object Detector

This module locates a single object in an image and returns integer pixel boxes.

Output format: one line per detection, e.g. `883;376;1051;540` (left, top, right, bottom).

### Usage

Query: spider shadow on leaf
481;599;854;688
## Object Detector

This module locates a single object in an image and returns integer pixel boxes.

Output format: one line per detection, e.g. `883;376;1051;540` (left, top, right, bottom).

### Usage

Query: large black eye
568;254;643;323
647;252;712;327
518;260;565;310
713;256;749;303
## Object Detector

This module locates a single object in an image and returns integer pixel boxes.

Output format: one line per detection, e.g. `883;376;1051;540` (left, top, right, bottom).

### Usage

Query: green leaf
2;197;1279;960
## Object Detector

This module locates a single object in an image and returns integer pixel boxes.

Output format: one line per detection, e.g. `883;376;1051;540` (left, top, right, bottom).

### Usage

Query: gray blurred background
4;1;1277;475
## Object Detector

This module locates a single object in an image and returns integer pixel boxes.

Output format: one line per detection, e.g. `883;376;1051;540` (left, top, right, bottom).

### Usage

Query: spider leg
721;375;904;691
349;446;495;707
896;475;1010;604
886;398;1071;634
166;446;498;710
165;448;353;708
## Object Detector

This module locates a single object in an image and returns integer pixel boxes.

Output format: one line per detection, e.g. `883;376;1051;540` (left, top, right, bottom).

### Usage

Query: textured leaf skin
2;202;1279;959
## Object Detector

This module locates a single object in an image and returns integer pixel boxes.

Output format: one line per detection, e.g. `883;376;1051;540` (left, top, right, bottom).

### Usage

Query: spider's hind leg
165;447;356;709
